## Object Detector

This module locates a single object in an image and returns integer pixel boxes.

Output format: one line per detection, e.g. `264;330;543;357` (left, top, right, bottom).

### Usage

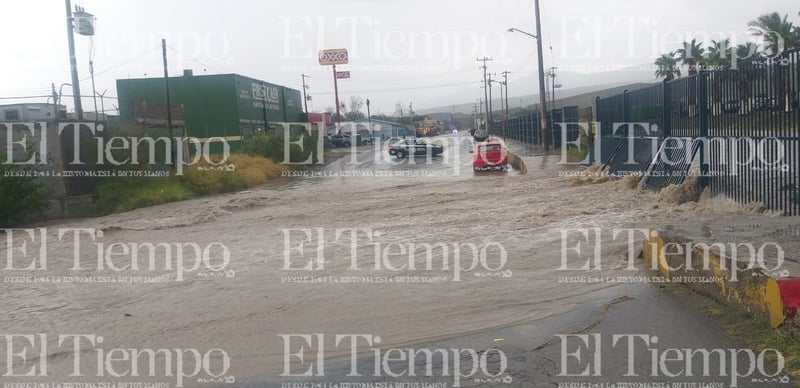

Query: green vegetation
654;10;799;80
241;127;322;164
704;301;800;387
0;150;50;227
78;154;288;215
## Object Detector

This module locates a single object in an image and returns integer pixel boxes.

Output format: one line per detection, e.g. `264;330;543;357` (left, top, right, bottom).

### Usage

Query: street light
508;21;549;150
58;83;73;105
507;28;537;40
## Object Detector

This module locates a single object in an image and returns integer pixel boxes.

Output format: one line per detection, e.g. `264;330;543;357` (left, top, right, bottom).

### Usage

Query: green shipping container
117;73;304;148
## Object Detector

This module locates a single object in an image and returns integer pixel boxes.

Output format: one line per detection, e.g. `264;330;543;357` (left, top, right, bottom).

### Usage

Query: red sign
335;71;350;79
318;48;349;65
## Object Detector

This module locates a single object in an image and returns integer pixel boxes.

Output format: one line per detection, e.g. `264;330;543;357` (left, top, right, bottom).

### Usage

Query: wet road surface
1;132;790;387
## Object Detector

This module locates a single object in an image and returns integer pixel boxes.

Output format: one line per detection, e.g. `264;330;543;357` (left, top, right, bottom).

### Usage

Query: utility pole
549;67;559;111
548;67;559;136
534;0;548;150
476;57;492;131
502;71;510;141
488;73;495;136
90;61;98;122
366;99;372;140
301;74;310;115
65;0;83;119
161;39;172;133
399;107;404;137
473;102;479;129
409;102;414;136
51;83;59;120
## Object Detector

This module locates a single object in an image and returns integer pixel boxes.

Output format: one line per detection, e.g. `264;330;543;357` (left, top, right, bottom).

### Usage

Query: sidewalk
644;214;800;328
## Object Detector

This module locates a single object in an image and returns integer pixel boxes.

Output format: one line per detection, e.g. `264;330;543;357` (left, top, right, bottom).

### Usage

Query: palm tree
676;38;706;75
733;43;763;114
654;52;681;81
705;39;732;116
749;12;797;112
676;39;705;117
748;12;796;55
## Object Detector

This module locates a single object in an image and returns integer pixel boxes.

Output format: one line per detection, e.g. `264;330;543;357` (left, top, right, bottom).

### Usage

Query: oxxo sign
318;48;349;65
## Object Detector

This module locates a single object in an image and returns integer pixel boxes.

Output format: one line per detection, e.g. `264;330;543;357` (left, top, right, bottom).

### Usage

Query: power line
166;45;225;75
79;45;161;82
313;80;480;95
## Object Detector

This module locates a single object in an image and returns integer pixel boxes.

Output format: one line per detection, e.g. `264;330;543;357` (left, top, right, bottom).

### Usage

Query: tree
748;12;796;55
345;96;365;120
733;43;763;114
706;39;732;68
676;38;705;116
654;52;681;81
0;150;50;226
705;39;733;116
749;12;796;111
676;38;705;75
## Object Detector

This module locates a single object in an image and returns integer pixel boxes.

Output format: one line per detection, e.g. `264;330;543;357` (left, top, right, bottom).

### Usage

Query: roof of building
0;103;66;109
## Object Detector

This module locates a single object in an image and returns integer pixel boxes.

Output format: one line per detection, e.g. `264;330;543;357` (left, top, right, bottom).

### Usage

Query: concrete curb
507;151;528;174
642;229;800;329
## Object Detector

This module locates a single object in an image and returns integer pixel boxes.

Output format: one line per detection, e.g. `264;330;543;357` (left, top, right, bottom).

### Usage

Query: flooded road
1;133;782;386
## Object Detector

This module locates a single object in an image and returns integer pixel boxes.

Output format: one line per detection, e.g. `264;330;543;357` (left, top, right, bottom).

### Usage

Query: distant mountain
417;66;659;116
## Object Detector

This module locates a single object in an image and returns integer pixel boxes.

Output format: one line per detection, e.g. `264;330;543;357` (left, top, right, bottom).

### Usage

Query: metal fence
491;105;582;148
593;48;800;215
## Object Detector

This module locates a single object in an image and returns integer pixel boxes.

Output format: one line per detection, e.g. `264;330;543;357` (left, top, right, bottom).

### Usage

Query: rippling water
0;133;783;384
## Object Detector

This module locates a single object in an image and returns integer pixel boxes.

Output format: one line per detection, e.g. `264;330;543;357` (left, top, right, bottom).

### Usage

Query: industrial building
0;103;67;122
117;72;303;143
353;118;414;138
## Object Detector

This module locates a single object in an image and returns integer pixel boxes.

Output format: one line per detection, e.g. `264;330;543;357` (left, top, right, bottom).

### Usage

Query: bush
242;130;321;164
95;177;194;213
0;152;50;227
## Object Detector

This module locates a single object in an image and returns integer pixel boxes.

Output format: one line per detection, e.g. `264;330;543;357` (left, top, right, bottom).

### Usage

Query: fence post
622;89;630;123
594;96;601;137
698;70;709;188
662;79;671;139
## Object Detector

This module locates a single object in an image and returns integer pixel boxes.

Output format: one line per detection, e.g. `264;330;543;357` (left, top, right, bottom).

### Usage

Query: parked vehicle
473;141;507;171
328;134;351;148
388;138;444;159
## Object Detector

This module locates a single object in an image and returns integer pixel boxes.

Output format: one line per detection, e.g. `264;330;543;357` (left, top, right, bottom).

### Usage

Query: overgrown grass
704;302;800;386
662;277;800;386
72;154;288;216
242;128;322;164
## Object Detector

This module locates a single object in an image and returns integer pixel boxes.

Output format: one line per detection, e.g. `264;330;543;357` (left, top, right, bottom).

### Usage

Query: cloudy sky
3;0;799;115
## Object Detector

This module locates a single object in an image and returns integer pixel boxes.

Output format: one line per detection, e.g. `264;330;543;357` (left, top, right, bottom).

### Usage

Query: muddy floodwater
1;133;784;384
